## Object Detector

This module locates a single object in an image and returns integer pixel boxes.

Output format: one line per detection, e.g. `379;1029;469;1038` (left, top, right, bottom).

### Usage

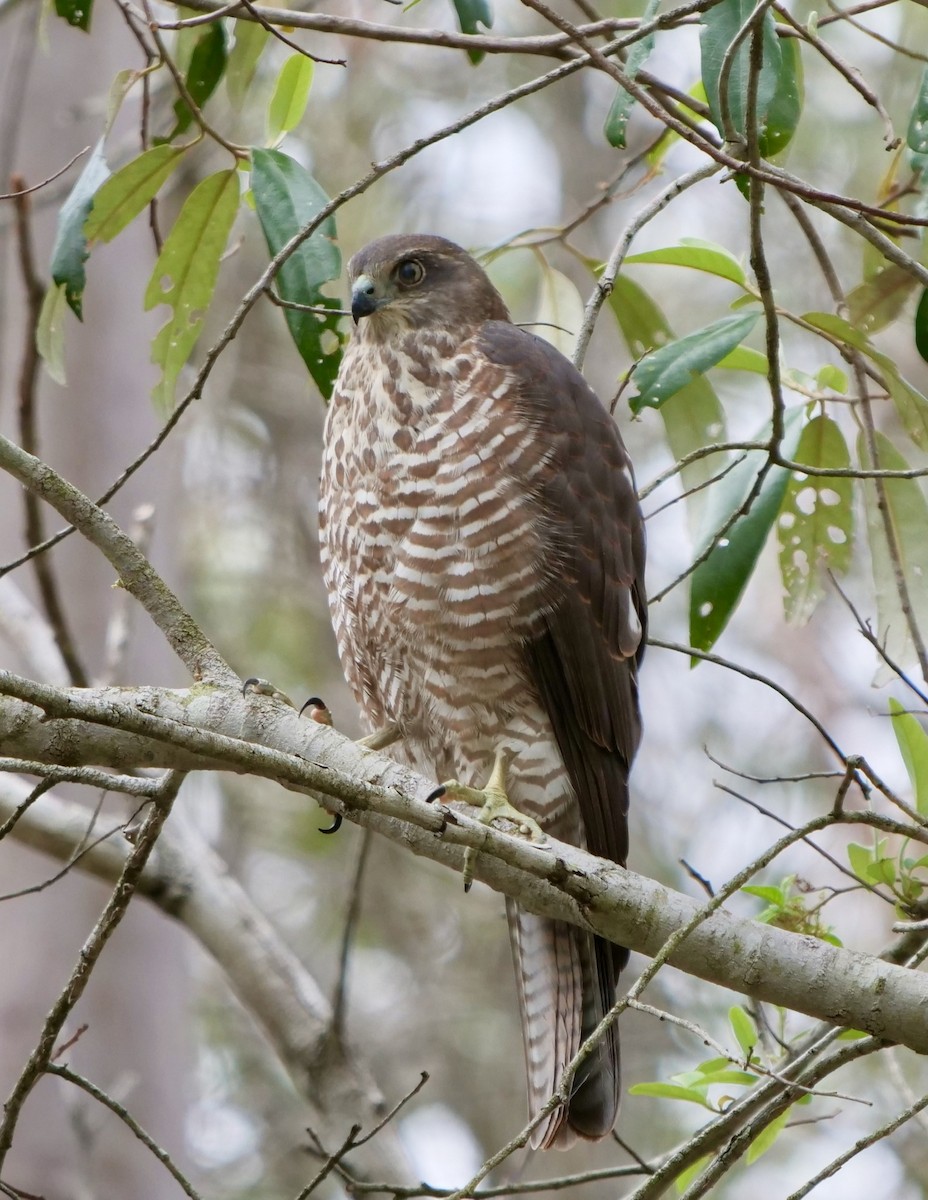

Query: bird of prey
319;234;646;1150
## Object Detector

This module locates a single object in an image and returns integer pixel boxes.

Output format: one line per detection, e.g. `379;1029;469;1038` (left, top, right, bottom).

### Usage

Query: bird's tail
507;899;625;1150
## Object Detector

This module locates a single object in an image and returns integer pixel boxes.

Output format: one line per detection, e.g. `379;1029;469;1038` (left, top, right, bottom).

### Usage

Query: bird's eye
395;258;425;287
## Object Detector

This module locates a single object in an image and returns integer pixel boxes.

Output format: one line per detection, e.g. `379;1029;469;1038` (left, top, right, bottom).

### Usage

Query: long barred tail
506;899;622;1150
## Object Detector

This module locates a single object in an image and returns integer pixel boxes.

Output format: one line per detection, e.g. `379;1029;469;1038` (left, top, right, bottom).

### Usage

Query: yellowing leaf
144;168;239;412
36;283;69;386
266;53;314;145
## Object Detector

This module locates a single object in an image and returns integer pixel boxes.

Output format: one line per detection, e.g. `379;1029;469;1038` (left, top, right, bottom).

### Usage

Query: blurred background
2;0;928;1195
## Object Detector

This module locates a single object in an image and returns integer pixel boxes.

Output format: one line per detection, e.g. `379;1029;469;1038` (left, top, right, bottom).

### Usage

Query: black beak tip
351;291;380;324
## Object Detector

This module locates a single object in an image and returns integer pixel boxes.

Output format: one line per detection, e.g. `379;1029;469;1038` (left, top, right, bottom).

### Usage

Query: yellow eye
395;258;425;287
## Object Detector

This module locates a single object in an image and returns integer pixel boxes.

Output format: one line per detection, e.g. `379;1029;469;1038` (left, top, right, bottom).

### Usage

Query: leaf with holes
889;697;928;817
629;312;759;412
50;139;111;320
778;416;852;625
55;0;93;29
267;54;314;145
251;148;344;398
85;144;189;244
144;168;239;413
690;407;803;656
603;0;660;148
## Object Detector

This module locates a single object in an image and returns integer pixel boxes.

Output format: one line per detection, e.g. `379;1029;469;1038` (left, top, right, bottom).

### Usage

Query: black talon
300;696;333;725
242;676;260;696
426;785;446;804
319;813;342;835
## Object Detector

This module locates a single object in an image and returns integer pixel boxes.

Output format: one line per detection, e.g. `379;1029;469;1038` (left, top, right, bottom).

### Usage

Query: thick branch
2;677;928;1055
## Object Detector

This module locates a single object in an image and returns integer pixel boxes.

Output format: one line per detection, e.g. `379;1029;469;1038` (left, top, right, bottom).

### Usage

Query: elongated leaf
847;842;873;882
55;0;92;29
858;431;928;679
609;274;726;531
717;344;767;373
227;19;269;107
630;312;759;412
729;1005;757;1057
451;0;492;63
50;139;110;320
165;24;227;142
746;1107;791;1164
251;148;344;398
690;407;803;655
628;1082;714;1109
701;0;801;157
624;238;747;287
907;67;928;154
85;144;188;244
144;168;239;412
778;416;853;625
36;283;69;386
604;0;660;148
534;265;584;359
804;311;928;449
267;54;314;145
889;697;928;817
846;265;919;335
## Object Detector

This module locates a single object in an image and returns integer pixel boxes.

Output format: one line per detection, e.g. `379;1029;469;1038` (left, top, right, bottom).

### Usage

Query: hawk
319;234;646;1150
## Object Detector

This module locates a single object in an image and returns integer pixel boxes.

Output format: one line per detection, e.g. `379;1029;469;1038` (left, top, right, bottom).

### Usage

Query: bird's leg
432;749;546;891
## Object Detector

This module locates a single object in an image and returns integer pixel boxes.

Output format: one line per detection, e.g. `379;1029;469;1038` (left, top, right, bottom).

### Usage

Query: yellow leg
436;749;546;891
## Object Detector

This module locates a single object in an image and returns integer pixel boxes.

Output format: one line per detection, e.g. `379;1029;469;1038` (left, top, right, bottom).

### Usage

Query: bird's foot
243;676;294;707
431;750;546;891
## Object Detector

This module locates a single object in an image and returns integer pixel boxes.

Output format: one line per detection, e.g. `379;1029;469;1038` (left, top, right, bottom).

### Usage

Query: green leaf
54;0;92;30
608;274;727;532
534;264;584;360
816;363;848;393
251;148;344;398
694;1068;758;1087
603;0;660;148
451;0;492;63
742;884;784;904
266;54;314;145
915;287;928;365
144;168;239;412
227;19;269;107
624;238;747;287
907;67;928;155
846;265;919;335
746;1106;791;1164
804;311;928;450
701;0;801;156
729;1005;757;1057
628;1082;715;1109
847;842;873;882
778;416;853;625
690;406;803;655
630;312;759;412
50;138;111;320
716;343;767;373
165;23;227;141
36;283;69;386
889;697;928;817
857;430;928;678
84;144;188;244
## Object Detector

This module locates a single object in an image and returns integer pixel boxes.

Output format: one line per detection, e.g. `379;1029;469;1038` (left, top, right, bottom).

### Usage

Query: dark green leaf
629;312;759;412
907;68;928;155
451;0;493;64
701;0;801;156
690;407;802;655
54;0;93;30
603;0;660;148
166;24;227;141
916;287;928;364
251;148;344;398
50;139;111;320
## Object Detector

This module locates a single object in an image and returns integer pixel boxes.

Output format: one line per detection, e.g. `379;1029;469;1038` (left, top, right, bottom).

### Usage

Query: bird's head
347;234;509;337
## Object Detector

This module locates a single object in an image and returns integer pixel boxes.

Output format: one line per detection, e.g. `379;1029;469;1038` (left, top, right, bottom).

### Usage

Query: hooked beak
351;274;385;324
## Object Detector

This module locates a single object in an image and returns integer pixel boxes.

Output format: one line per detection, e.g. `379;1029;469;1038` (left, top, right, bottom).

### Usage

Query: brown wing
476;321;646;862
